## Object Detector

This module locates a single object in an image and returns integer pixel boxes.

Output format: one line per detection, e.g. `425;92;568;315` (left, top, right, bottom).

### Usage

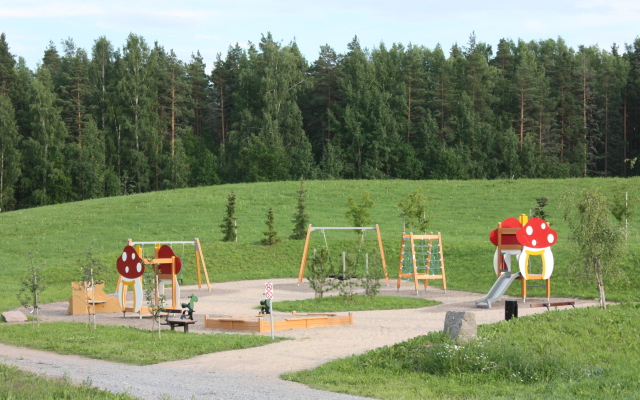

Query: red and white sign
265;282;273;299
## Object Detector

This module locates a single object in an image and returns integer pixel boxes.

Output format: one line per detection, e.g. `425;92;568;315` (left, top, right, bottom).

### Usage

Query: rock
2;310;28;323
443;311;476;344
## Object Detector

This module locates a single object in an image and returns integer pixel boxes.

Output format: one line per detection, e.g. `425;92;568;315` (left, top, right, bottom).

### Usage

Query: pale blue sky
1;0;638;72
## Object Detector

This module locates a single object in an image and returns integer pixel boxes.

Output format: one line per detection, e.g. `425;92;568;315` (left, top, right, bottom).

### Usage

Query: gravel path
0;278;598;399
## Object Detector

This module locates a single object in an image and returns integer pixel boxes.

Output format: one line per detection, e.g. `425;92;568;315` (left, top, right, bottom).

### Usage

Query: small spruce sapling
17;254;47;326
261;207;281;245
533;197;550;221
220;191;238;242
290;180;310;240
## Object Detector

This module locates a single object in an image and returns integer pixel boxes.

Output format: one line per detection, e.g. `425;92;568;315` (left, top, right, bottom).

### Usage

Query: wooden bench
162;319;197;333
530;301;575;311
160;308;196;333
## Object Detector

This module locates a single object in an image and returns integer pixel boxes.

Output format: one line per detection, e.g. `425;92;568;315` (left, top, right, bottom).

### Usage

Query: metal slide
475;271;522;308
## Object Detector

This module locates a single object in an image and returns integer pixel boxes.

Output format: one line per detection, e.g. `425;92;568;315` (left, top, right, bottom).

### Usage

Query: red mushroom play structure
116;239;211;316
476;215;558;308
116;245;146;315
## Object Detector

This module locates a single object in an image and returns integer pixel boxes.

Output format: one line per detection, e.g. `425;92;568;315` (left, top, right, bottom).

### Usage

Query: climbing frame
397;232;446;294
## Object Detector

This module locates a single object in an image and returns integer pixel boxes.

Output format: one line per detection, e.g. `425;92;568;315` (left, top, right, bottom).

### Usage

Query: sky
1;0;639;72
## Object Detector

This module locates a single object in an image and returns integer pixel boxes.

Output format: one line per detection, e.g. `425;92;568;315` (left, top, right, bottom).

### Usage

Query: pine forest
1;32;640;211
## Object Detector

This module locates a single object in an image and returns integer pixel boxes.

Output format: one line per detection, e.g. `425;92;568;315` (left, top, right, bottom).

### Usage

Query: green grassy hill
1;178;638;312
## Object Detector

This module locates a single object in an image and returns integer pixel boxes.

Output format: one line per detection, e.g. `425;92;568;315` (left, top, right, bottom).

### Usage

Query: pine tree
0;94;21;211
596;48;629;176
21;68;70;206
71;116;106;200
220;191;237;242
261;207;281;245
427;45;454;139
59;39;95;200
116;33;157;193
0;33;17;98
89;36;114;132
334;37;402;178
154;46;191;190
301;44;341;159
290;180;309;239
513;45;547;150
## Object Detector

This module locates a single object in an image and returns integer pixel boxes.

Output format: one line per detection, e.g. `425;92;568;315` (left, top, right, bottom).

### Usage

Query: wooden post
425;236;432;289
398;234;408;290
546;278;551;300
375;224;389;283
410;233;419;294
297;224;313;283
195;247;201;288
171;256;177;309
439;232;447;292
195;238;211;291
341;251;345;279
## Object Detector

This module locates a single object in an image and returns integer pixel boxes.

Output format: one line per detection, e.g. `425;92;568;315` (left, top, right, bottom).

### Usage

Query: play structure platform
68;282;121;315
204;312;354;333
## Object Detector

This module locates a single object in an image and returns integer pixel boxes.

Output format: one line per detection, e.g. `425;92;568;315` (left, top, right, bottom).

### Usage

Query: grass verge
283;303;640;399
0;322;282;365
272;294;439;313
0;362;135;399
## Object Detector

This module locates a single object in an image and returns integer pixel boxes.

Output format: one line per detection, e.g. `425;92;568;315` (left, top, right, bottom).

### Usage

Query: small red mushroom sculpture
116;245;145;313
155;245;182;307
515;217;557;279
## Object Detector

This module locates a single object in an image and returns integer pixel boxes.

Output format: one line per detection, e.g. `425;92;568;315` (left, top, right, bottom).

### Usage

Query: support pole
375;224;389;283
195;238;211;291
297;224;313;284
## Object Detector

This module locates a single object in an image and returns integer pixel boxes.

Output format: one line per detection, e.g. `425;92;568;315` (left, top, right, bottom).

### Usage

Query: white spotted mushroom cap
116;245;145;279
516;217;557;249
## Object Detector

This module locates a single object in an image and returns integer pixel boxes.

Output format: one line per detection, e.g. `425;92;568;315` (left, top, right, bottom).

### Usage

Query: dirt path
0;278;598;399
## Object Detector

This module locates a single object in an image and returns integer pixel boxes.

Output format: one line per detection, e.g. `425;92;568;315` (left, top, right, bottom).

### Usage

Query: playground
1;178;636;398
4;278;598;381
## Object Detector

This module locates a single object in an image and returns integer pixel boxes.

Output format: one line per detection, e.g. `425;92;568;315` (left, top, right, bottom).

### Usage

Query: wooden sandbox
204;312;354;333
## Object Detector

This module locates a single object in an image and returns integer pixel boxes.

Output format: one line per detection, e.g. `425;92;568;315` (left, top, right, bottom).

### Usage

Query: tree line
1;31;640;211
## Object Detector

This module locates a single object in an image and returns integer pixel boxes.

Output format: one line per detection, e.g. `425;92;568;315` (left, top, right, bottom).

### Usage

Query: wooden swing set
297;224;389;284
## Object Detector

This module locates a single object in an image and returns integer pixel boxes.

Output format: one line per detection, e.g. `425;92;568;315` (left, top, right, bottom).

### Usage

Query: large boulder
2;310;28;323
443;311;476;344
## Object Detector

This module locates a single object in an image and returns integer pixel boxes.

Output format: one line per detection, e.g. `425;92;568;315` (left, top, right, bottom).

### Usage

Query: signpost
265;283;274;340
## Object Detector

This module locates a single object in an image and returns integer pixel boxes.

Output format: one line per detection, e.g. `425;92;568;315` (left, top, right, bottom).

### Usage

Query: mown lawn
0;322;282;365
283;303;640;399
1;178;638;312
271;294;439;312
0;362;136;400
